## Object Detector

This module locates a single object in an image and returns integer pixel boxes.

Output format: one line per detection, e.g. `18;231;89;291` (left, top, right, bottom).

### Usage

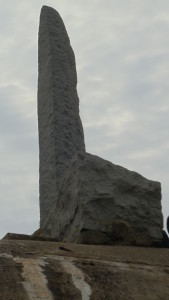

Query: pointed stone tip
41;5;53;10
41;5;57;14
40;5;61;19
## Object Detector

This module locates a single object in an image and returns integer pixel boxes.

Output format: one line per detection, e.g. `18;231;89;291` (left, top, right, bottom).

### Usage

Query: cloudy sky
0;0;169;237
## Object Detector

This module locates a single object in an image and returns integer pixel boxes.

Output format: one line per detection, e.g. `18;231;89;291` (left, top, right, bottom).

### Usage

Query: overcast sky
0;0;169;238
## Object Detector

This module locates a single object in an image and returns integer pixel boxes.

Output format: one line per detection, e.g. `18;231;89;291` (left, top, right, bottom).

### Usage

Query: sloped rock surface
38;6;85;227
41;152;163;246
0;239;169;299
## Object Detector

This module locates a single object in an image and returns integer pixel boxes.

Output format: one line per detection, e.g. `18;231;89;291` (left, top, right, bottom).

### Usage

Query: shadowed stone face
38;6;85;227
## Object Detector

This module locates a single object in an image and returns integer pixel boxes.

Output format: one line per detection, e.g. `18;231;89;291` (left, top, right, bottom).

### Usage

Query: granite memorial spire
38;6;85;227
37;6;163;246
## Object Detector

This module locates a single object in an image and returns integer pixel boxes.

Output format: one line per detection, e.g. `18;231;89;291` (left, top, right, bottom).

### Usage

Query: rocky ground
0;238;168;299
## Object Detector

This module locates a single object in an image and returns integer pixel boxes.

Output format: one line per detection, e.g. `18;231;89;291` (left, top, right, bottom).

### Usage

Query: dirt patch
0;256;29;300
75;259;169;300
43;258;81;299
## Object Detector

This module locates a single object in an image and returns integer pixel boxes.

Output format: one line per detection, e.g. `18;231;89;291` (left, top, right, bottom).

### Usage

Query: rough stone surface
38;6;85;227
0;239;169;299
37;5;163;247
41;152;163;246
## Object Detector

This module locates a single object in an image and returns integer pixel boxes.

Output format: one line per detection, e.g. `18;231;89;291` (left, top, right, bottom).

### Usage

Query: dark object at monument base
167;216;169;234
161;216;169;248
162;230;169;248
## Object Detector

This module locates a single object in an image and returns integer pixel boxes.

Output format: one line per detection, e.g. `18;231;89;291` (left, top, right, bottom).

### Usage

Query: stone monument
37;6;163;246
38;6;85;227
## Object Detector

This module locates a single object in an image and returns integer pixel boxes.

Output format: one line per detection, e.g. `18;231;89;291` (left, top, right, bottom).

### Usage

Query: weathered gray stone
38;6;85;227
36;6;163;246
41;152;163;246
